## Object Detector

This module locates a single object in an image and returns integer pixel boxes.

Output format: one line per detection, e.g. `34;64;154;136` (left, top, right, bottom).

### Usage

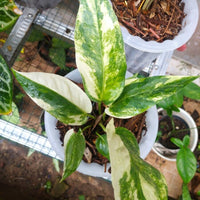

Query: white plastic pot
122;0;199;53
45;69;158;180
152;108;198;162
119;0;199;73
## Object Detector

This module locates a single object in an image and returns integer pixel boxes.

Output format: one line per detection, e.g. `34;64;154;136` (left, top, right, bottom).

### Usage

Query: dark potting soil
158;115;190;149
56;103;146;167
111;0;186;42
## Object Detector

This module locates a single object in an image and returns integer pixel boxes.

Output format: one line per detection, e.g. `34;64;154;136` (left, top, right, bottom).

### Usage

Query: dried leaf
84;147;92;163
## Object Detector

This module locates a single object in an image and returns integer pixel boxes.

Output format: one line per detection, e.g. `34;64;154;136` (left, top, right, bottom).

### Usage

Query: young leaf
183;135;190;147
0;55;13;115
61;129;85;182
106;76;198;118
75;0;126;105
95;134;110;160
182;183;192;200
176;147;197;184
12;70;92;125
106;119;168;200
170;137;183;149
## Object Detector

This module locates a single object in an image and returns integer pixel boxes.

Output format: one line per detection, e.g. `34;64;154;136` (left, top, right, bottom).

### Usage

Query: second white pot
152;108;198;161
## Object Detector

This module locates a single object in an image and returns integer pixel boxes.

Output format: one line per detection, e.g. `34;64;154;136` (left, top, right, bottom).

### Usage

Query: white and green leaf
106;119;168;200
75;0;126;105
12;70;92;125
106;76;198;118
0;55;13;115
61;129;85;182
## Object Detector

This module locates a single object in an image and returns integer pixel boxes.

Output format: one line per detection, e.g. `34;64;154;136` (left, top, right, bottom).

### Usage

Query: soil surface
0;140;114;200
158;115;190;149
111;0;186;42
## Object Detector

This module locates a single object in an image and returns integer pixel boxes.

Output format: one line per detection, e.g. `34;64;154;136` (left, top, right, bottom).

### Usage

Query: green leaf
183;135;190;147
12;69;92;125
61;129;85;182
1;102;20;124
75;0;126;105
51;38;73;49
106;119;168;200
182;183;192;200
176;147;197;184
106;76;198;118
49;47;66;69
157;90;184;112
182;82;200;100
0;55;13;115
170;137;183;149
0;0;21;32
28;28;45;42
95;134;110;160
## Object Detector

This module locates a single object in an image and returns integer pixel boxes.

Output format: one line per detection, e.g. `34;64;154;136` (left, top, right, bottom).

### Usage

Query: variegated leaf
12;70;92;125
75;0;126;105
61;129;85;181
105;76;198;118
0;55;13;115
0;0;21;32
106;119;168;200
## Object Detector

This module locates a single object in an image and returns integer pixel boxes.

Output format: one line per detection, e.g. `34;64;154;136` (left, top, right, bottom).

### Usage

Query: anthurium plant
1;0;198;199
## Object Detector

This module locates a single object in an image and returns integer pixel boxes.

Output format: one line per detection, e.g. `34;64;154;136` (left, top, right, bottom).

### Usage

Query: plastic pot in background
152;108;198;162
44;69;158;180
122;0;199;73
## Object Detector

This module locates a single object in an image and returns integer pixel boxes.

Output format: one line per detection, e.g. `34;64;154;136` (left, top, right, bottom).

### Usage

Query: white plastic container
44;69;158;180
120;0;199;73
152;108;198;161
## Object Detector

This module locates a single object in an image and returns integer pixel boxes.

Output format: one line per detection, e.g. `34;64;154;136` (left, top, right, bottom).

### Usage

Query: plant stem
99;122;106;132
87;114;95;119
98;103;102;115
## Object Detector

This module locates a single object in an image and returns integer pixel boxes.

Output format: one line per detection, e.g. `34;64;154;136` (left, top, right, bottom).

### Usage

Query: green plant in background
0;0;21;32
171;135;197;200
10;0;199;199
49;37;73;70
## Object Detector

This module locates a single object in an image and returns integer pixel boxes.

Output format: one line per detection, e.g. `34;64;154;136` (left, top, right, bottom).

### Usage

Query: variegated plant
9;0;198;199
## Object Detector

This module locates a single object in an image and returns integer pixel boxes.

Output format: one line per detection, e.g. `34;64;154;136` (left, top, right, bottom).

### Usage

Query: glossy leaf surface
106;119;168;200
61;129;85;181
0;55;13;115
106;76;197;118
75;0;126;105
12;70;92;125
176;147;197;183
95;134;110;160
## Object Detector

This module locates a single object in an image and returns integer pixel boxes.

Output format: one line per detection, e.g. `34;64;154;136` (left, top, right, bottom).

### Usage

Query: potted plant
171;135;197;199
1;0;198;199
153;82;200;161
109;0;199;73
